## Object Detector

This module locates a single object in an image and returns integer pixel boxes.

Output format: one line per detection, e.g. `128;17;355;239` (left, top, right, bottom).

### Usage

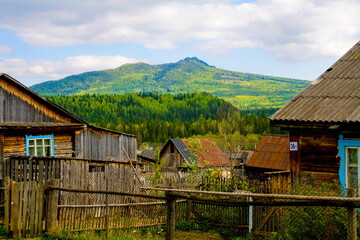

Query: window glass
347;147;360;189
26;135;54;157
348;148;358;164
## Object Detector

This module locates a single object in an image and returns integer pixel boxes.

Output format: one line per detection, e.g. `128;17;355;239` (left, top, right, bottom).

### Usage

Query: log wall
291;130;340;182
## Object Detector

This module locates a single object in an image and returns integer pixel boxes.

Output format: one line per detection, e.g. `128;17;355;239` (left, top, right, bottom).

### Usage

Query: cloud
0;0;359;61
0;55;140;85
0;45;13;55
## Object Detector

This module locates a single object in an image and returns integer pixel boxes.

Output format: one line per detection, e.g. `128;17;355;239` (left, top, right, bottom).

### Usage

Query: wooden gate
4;178;46;238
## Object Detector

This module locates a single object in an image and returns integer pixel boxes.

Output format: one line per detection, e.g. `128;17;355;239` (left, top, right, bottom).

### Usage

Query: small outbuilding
160;138;231;174
246;134;290;174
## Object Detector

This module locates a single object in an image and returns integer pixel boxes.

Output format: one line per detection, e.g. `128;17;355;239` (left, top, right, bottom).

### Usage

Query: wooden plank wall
75;128;137;161
0;88;57;123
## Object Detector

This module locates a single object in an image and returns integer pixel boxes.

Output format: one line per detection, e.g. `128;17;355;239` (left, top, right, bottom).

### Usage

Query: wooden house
160;138;231;175
0;73;137;182
270;41;360;189
246;134;290;174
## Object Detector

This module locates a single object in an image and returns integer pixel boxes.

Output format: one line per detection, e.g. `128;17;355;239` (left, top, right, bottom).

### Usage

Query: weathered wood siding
0;82;73;123
291;130;340;182
4;156;145;204
160;143;184;169
3;132;74;158
75;128;137;161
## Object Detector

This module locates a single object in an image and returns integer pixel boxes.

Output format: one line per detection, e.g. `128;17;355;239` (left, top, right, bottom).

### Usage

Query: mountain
30;57;310;108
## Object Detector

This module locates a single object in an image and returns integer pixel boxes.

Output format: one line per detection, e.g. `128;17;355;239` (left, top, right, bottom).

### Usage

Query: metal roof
182;139;231;168
137;149;155;162
171;138;198;164
246;135;290;171
270;41;360;124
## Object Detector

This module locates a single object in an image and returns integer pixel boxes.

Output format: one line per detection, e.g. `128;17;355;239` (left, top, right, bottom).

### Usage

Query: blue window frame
25;134;55;156
338;134;360;190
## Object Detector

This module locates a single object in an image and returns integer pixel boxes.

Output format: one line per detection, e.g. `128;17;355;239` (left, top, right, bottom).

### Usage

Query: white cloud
0;0;359;61
0;55;140;86
0;45;13;55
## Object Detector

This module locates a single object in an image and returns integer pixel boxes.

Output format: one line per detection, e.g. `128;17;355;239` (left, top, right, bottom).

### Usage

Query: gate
4;178;46;238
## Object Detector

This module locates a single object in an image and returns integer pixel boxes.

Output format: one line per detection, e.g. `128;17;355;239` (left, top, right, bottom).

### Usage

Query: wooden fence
4;179;46;238
4;156;144;193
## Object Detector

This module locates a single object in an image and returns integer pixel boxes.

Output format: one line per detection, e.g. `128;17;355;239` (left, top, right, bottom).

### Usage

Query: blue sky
0;0;359;86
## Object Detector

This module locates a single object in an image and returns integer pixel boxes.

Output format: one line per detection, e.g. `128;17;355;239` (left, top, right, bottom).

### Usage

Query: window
339;134;360;190
346;147;360;189
26;135;54;156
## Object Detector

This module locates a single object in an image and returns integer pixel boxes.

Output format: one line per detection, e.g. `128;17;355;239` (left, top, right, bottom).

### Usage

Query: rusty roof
270;41;360;124
182;139;231;168
246;135;289;171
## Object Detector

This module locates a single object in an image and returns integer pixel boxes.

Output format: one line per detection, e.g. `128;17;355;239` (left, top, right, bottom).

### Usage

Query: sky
0;0;359;86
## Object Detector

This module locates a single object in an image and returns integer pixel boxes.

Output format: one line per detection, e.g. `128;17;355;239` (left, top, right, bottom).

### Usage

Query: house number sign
290;142;298;151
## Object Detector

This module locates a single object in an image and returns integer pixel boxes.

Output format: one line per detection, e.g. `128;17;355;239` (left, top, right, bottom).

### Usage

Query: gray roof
270;41;360;124
171;138;198;164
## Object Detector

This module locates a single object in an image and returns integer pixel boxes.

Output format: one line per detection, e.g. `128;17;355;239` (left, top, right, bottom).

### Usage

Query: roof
0;73;134;137
270;41;360;124
0;122;85;130
171;138;197;164
137;149;155;162
0;73;86;124
181;139;231;168
246;135;290;171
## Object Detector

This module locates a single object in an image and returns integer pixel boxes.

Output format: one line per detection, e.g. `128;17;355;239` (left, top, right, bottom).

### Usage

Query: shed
0;73;137;179
246;134;290;173
160;138;231;171
270;41;360;188
138;149;156;172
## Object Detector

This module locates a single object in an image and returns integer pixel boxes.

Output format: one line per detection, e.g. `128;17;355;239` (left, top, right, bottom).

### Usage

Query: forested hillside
48;92;281;148
34;57;309;109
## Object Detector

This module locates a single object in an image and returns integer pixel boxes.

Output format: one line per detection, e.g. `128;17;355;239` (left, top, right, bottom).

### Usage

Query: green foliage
47;92;279;145
274;182;348;240
31;57;309;109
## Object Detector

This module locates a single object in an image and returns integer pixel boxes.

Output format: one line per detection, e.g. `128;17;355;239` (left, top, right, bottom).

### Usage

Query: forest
48;92;283;149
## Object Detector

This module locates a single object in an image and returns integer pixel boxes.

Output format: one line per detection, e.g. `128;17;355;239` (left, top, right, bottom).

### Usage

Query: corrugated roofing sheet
246;135;290;171
270;41;360;123
182;139;231;168
172;138;198;164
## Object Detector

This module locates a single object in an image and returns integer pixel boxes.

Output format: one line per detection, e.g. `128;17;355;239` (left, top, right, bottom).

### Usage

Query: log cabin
270;41;360;190
0;73;137;181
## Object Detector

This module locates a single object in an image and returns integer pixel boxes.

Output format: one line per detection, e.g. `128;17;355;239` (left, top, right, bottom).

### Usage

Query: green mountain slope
31;57;310;108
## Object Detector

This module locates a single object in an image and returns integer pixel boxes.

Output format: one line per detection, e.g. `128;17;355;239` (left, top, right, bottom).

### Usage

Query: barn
0;73;138;186
270;41;360;190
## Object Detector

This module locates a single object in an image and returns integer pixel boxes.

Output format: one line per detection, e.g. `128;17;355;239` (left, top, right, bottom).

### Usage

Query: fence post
186;200;193;221
46;179;60;233
166;191;176;240
347;188;357;240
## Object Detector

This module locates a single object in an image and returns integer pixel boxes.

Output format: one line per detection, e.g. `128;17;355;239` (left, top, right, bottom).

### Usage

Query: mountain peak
180;57;214;67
